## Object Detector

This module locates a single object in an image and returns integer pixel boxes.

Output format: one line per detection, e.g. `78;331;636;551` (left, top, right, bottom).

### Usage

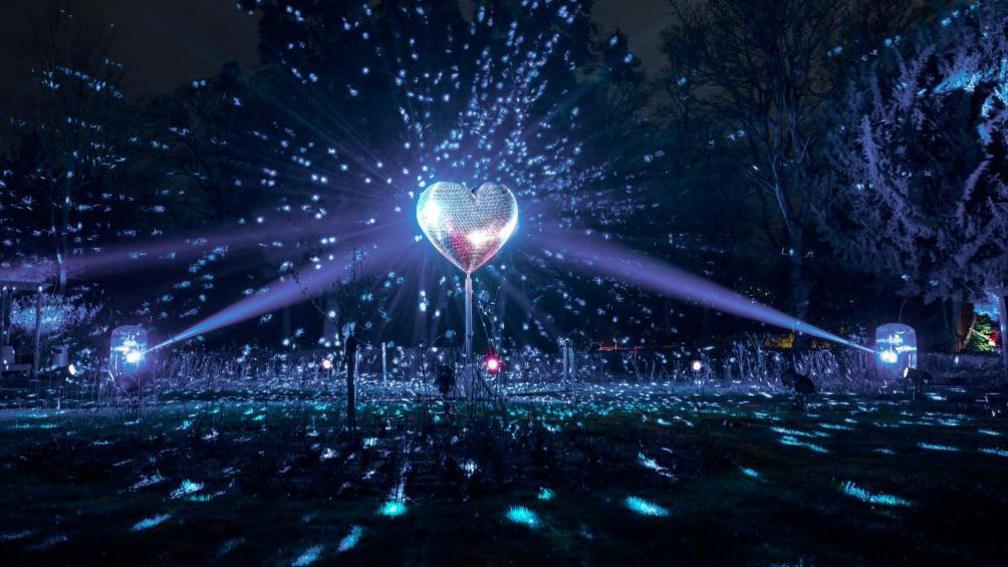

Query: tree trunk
950;300;976;353
787;228;812;351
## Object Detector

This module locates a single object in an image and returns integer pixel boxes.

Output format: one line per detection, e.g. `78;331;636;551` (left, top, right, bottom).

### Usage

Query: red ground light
484;355;502;373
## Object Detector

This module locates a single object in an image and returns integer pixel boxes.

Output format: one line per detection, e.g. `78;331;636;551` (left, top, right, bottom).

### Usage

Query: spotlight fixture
110;325;150;377
691;360;703;372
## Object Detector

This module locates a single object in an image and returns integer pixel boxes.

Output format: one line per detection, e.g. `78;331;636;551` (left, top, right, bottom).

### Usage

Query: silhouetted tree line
0;0;1002;353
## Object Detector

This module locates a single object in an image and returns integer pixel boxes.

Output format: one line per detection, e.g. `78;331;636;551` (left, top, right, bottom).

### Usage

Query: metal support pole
33;287;42;379
464;272;473;362
0;289;7;350
0;289;6;378
999;294;1008;385
381;341;387;381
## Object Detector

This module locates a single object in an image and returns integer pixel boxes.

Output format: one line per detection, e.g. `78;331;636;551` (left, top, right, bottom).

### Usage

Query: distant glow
690;360;703;372
67;364;77;377
740;467;761;479
378;500;407;517
840;481;911;507
125;350;144;364
537;487;554;501
624;496;669;517
505;505;540;528
321;358;333;371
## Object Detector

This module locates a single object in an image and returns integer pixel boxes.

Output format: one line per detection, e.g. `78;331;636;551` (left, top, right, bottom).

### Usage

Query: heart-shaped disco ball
416;181;519;274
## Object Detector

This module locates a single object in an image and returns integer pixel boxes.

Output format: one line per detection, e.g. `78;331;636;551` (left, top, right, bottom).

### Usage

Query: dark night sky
0;0;671;135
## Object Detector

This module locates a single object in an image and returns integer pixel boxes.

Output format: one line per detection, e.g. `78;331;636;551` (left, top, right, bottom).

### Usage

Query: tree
660;0;939;329
0;6;133;291
817;3;1008;354
144;62;273;222
661;0;844;324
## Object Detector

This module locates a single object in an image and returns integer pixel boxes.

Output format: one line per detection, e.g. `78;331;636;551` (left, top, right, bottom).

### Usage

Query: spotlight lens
125;350;143;364
67;363;77;377
691;360;703;372
880;350;898;364
321;358;333;371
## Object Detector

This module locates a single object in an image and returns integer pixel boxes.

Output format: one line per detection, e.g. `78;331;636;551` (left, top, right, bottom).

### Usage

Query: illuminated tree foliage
818;3;1008;306
660;0;946;330
0;7;135;290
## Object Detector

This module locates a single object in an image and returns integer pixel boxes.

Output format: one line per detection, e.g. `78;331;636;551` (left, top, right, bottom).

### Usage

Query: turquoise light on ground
338;526;363;552
625;496;669;517
131;513;172;532
918;442;959;452
505;505;540;528
378;500;408;517
292;544;324;566
840;481;911;507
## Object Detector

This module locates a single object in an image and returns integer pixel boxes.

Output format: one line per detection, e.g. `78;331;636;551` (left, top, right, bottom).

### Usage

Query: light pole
415;181;518;369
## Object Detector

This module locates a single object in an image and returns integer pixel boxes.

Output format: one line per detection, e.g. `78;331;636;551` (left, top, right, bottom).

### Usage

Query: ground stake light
110;325;149;377
875;323;917;380
416;182;518;360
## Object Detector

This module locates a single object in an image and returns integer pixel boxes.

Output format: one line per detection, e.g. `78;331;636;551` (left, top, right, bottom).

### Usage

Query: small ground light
691;360;703;372
321;358;333;371
485;355;502;373
903;366;931;383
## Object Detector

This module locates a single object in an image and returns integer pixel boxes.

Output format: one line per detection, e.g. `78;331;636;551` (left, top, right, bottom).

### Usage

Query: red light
485;355;501;373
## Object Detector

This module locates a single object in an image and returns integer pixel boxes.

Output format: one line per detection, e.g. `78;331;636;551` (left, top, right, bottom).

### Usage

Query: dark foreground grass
0;386;1006;565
